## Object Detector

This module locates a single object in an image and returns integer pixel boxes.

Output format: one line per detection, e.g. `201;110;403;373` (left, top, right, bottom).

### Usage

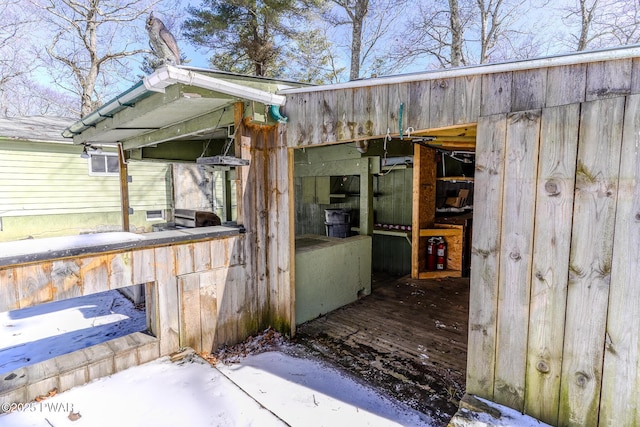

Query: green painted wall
295;235;372;325
372;167;413;275
293;141;413;275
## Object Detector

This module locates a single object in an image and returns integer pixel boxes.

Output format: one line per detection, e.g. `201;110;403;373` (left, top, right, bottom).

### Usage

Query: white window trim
145;210;165;221
88;152;119;176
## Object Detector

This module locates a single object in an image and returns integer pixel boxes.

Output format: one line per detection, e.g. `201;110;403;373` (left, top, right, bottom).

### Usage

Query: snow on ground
0;290;146;373
217;350;435;427
0;290;547;427
1;355;286;427
1;349;435;427
0;291;435;427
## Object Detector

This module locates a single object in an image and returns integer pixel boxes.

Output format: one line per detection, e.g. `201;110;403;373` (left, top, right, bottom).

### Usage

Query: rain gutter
279;44;640;94
63;65;287;140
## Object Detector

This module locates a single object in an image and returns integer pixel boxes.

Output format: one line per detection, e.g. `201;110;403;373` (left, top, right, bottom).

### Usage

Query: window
146;210;164;221
89;153;119;175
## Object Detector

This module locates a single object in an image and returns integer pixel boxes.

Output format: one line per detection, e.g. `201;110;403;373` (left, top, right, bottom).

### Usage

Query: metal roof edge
278;44;640;95
63;65;288;141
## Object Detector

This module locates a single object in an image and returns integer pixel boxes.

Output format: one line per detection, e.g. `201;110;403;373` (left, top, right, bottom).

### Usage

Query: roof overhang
63;66;293;150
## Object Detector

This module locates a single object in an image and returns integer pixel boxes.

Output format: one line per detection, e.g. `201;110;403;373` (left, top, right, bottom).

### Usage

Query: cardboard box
445;189;470;207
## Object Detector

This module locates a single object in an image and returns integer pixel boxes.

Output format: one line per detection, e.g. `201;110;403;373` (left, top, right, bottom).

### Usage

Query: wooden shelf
418;269;463;279
330;193;360;198
352;227;412;245
419;227;461;237
437;176;474;182
412;144;473;279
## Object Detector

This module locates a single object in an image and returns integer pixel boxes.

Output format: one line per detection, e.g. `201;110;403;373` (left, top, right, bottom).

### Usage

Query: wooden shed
283;45;640;426
3;45;640;425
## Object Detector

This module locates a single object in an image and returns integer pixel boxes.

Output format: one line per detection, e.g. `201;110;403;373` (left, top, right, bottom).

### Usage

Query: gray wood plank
512;69;547;111
336;89;355;141
322;90;337;144
454;75;481;124
586;59;633;101
545;64;586;107
50;260;82;302
525;104;580;425
353;86;373;139
154;245;179;356
199;270;218;352
0;268;18;311
178;273;202;351
481;72;512;116
430;78;455;128
600;94;640;426
559;97;625;426
371;84;389;137
408;80;431;131
494;109;541;411
467;113;507;397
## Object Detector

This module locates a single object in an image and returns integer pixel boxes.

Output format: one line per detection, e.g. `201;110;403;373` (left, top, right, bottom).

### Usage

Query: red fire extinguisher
436;237;447;271
426;237;437;271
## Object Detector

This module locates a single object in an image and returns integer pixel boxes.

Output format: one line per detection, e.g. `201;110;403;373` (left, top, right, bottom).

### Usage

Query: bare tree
29;0;174;117
0;1;37;116
449;0;465;67
324;0;410;80
561;0;640;51
399;0;548;69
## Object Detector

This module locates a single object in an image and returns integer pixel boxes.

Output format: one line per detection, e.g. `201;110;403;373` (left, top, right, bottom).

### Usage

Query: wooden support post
234;102;245;225
359;159;374;236
118;143;130;232
288;147;296;336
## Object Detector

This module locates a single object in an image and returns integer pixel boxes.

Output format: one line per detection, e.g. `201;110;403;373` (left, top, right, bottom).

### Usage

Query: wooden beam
122;103;237;150
118;143;130;232
288;147;296;336
234;102;247;226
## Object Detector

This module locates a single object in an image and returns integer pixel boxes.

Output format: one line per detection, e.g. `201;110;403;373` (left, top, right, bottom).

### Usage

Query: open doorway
291;125;475;423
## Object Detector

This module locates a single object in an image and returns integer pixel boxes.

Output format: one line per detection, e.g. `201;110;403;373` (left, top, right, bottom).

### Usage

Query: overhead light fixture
80;144;103;158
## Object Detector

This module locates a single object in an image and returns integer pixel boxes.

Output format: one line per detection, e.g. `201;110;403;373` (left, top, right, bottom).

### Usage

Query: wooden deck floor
293;273;469;425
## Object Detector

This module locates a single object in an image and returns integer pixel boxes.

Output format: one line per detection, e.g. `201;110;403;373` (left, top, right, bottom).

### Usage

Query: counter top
0;226;242;267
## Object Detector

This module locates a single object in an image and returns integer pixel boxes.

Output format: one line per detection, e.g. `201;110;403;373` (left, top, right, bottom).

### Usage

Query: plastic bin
325;208;351;238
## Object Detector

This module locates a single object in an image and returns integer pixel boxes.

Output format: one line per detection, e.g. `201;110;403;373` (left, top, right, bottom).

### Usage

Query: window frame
88;152;120;176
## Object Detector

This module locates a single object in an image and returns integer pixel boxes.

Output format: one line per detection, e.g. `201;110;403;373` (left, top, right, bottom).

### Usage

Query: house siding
0;140;171;240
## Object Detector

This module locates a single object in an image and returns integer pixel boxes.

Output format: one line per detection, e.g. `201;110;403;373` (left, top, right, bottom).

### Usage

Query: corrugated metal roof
0;116;75;144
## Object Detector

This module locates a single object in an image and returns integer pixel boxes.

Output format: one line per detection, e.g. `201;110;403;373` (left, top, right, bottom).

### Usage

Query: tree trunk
349;0;369;80
577;0;597;51
449;0;464;67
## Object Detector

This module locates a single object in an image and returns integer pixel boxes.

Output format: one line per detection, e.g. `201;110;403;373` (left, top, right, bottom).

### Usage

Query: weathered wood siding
284;56;640;426
0;233;263;407
238;120;293;333
469;59;640;427
286;76;480;147
0;236;249;353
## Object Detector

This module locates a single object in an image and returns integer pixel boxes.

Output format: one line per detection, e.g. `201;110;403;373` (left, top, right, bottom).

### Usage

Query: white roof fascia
144;65;287;106
279;44;640;94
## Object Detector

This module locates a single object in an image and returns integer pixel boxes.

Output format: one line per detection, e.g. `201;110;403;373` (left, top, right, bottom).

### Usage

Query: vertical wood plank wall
0;235;252;356
284;57;640;426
